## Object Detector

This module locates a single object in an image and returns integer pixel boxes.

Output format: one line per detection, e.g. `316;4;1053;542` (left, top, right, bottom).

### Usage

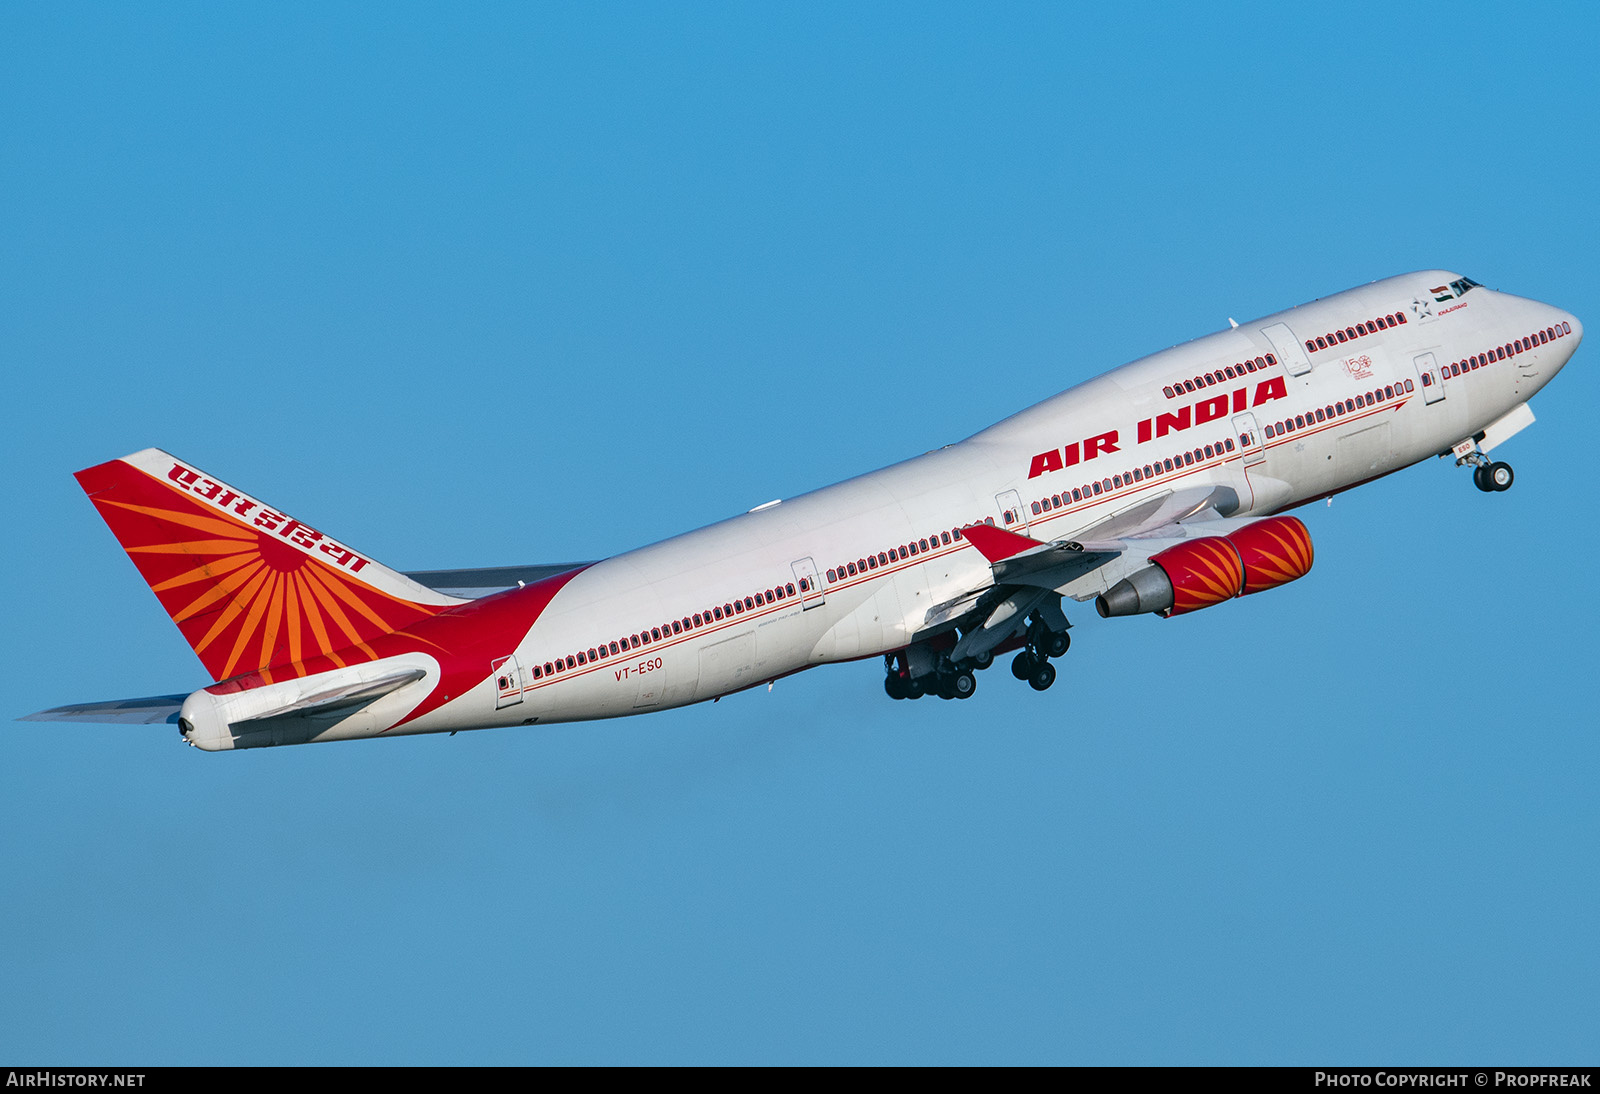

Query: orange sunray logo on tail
75;450;464;682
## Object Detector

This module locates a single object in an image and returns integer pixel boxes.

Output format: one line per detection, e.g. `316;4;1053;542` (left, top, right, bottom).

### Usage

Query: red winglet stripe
961;522;1045;563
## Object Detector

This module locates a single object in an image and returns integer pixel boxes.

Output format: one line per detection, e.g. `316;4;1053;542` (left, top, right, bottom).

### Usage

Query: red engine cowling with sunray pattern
1225;516;1314;596
1149;536;1245;616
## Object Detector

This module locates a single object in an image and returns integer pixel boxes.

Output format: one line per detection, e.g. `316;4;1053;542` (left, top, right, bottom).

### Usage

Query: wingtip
960;522;1045;563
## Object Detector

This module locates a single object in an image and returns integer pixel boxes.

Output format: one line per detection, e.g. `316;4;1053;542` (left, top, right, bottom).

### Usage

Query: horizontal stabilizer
22;694;187;725
228;667;426;729
405;563;594;599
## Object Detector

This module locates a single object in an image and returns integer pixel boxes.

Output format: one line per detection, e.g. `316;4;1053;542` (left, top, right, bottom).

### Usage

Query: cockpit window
1431;277;1482;303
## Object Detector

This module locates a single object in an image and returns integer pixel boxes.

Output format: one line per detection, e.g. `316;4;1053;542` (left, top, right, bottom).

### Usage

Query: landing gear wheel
1488;461;1514;492
905;679;925;700
949;670;976;700
1044;631;1071;658
1028;661;1057;692
1473;465;1493;493
885;675;908;700
1011;652;1036;680
972;649;994;670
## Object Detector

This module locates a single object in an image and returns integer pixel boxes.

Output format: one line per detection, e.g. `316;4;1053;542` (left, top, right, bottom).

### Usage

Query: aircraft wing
1064;484;1241;542
959;524;1122;587
957;483;1243;592
403;562;595;598
923;484;1252;659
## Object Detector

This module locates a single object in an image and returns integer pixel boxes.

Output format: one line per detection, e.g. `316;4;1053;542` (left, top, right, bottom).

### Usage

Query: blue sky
4;2;1598;1064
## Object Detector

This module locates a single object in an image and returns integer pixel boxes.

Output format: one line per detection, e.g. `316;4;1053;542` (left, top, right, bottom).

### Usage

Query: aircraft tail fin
75;449;465;682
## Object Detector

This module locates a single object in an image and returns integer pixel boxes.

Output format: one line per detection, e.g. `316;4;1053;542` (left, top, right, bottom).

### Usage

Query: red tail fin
75;449;464;682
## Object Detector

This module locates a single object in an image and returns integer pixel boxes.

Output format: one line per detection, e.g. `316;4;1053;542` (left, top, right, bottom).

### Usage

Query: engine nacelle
1227;515;1314;596
1096;518;1315;618
1096;536;1244;618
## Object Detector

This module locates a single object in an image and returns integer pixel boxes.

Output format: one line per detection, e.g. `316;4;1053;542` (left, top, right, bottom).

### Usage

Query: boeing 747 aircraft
25;270;1581;750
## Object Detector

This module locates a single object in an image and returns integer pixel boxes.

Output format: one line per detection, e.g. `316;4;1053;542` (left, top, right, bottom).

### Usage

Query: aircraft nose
1543;305;1581;376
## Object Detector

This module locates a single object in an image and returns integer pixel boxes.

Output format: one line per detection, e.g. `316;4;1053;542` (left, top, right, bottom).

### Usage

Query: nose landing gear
1471;461;1514;492
1456;440;1514;493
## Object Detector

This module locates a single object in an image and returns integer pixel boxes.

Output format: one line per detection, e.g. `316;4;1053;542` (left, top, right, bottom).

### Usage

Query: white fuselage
377;270;1584;736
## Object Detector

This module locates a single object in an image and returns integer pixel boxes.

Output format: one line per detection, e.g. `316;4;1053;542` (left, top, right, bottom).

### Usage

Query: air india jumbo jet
25;271;1581;751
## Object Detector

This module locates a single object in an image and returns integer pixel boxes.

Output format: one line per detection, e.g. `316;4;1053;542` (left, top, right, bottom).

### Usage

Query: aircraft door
1414;352;1445;404
1230;411;1272;511
633;661;663;709
1232;412;1265;468
1261;323;1313;377
996;489;1028;531
492;655;523;709
792;557;825;610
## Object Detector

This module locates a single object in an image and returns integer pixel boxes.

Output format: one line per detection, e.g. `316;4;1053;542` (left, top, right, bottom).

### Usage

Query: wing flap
1069;485;1241;542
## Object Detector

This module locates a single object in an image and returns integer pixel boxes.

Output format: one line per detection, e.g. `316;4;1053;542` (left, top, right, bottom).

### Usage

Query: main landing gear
883;612;1072;701
1009;620;1068;692
1457;443;1514;493
884;658;976;701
